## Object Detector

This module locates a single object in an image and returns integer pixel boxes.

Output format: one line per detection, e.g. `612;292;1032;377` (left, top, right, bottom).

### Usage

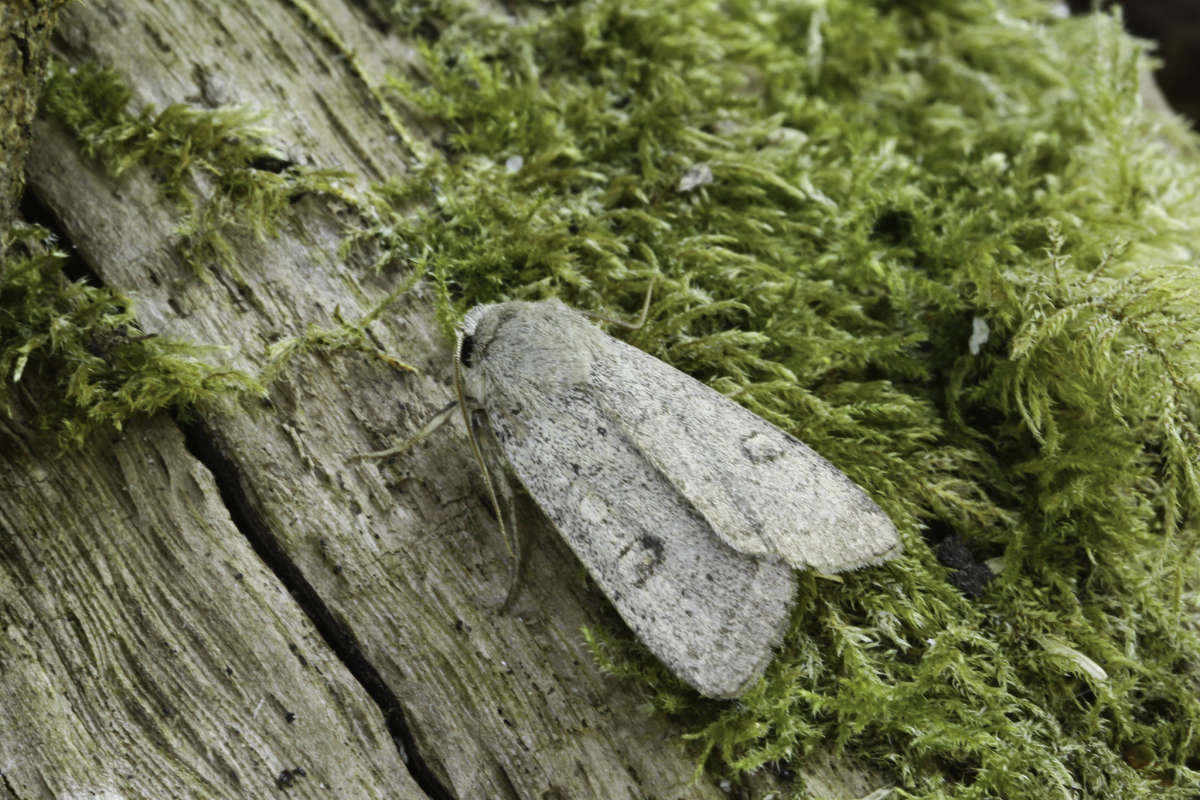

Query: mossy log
0;1;869;797
0;1;68;228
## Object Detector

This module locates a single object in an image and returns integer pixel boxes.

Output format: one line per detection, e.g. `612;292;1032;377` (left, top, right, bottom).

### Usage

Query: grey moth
455;299;902;698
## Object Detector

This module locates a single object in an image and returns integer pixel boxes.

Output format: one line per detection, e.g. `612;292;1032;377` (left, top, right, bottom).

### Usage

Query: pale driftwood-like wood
4;1;875;798
0;414;423;799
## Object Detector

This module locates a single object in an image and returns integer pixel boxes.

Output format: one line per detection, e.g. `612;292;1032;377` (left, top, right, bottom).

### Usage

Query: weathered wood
0;414;423;799
3;1;870;797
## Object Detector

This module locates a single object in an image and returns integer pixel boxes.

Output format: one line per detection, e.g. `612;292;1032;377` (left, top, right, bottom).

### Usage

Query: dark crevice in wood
18;188;99;285
179;420;456;800
0;768;24;800
18;149;452;800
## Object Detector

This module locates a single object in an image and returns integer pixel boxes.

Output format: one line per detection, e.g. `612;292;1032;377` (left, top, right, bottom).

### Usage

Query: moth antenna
351;400;457;460
583;279;654;330
455;337;516;560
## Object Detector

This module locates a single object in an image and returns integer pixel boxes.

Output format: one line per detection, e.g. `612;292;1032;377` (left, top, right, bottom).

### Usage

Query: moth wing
477;308;796;698
597;337;902;574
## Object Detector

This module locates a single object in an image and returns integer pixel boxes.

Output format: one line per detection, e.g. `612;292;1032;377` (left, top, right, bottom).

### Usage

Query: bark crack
180;420;456;800
20;171;455;800
0;768;24;800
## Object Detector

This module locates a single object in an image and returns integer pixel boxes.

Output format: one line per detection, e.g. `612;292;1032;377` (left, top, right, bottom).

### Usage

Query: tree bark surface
0;1;68;227
2;2;870;798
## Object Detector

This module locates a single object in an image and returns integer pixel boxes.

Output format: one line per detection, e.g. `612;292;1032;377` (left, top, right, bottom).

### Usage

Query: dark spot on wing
639;534;664;561
633;534;672;592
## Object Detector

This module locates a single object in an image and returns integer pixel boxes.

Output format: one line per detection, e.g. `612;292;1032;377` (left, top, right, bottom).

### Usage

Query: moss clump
25;57;356;441
39;58;355;274
262;301;419;384
376;0;1200;797
0;224;263;446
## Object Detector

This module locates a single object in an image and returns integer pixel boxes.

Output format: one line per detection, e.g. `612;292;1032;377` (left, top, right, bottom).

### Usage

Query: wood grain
3;1;869;797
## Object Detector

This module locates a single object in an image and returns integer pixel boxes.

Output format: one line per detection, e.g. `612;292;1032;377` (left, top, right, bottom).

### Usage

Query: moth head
456;303;505;402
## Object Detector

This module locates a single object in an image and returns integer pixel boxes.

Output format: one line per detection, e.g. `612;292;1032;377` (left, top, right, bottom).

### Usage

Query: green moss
0;224;263;447
24;0;1200;795
40;58;355;275
262;296;419;385
378;1;1200;797
24;58;357;442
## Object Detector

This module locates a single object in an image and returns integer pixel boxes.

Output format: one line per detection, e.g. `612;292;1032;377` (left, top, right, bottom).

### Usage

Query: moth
454;299;902;698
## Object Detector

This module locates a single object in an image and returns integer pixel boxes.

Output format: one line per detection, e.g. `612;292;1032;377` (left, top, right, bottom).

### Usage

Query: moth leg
471;410;527;612
352;400;457;460
494;466;527;613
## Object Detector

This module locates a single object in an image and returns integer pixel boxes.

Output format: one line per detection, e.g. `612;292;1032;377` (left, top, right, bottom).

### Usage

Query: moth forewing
456;299;902;698
597;337;903;573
